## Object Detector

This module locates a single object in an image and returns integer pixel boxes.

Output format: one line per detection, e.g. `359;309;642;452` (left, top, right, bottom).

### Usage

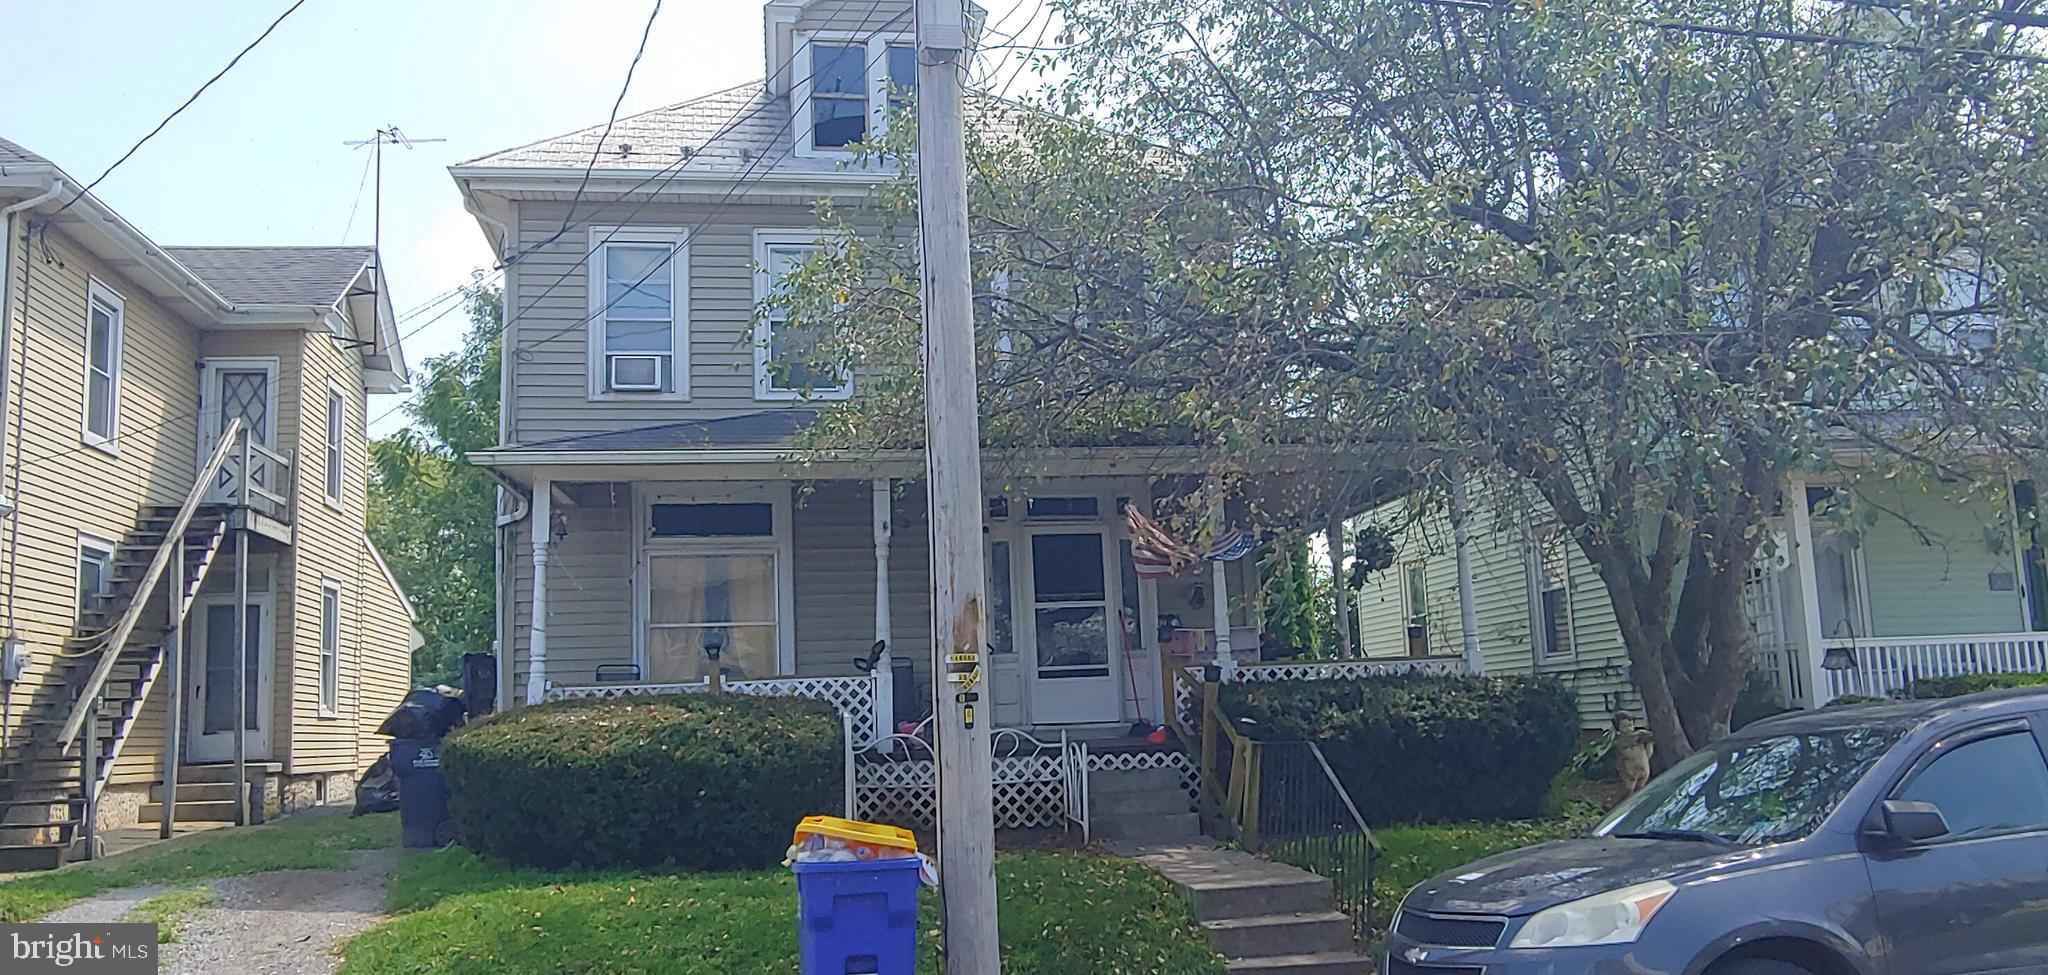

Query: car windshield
1596;725;1902;845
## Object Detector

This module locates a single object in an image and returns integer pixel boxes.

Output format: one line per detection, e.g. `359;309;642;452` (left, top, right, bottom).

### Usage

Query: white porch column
1326;515;1354;658
871;478;894;740
1450;474;1484;674
1787;478;1829;705
1208;486;1235;678
526;476;552;705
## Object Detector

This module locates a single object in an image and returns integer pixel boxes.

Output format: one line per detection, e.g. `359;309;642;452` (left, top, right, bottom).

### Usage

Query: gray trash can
389;738;453;848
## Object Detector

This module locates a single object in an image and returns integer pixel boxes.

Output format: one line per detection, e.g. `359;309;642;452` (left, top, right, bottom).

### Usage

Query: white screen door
188;597;273;762
1024;530;1123;724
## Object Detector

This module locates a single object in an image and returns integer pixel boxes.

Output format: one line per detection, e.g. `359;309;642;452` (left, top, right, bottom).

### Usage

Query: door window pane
201;604;261;734
1898;732;2048;839
989;541;1014;655
1036;606;1109;671
1032;534;1105;603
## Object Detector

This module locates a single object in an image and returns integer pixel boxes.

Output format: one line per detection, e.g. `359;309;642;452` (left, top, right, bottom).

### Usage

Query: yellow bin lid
793;815;918;853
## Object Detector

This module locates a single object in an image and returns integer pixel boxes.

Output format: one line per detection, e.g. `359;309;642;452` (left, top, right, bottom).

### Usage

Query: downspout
0;181;67;750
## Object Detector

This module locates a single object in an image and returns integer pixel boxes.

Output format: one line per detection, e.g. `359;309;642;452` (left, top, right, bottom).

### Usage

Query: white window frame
319;578;341;717
586;226;689;401
77;533;116;612
792;31;916;158
323;383;347;509
631;484;798;679
753;229;853;401
1527;525;1576;659
81;279;125;453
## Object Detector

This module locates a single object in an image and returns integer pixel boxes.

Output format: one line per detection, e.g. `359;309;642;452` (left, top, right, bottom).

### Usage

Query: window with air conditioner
588;228;686;397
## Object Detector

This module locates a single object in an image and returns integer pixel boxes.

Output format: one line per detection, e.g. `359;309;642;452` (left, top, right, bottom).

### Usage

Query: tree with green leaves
775;1;2048;766
369;284;502;685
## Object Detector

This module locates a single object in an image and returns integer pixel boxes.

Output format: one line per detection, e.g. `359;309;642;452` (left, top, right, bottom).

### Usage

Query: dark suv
1386;688;2048;975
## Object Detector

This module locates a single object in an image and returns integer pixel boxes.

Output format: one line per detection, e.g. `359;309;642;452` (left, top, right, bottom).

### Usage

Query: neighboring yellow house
0;137;420;869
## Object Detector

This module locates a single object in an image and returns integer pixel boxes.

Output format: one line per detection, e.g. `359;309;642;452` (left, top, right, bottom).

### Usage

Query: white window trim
77;532;116;611
586;226;690;401
753;229;853;402
1527;526;1577;659
791;31;915;158
319;577;342;717
323;382;347;509
81;279;125;454
631;484;798;678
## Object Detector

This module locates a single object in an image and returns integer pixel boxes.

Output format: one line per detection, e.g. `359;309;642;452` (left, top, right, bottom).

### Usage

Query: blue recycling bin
793;857;921;975
389;738;453;848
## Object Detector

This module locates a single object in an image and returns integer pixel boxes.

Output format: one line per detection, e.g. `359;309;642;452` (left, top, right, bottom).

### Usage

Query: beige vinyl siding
1354;492;1636;728
356;540;416;767
504;200;852;445
796;0;910;33
1842;478;2028;638
0;225;202;784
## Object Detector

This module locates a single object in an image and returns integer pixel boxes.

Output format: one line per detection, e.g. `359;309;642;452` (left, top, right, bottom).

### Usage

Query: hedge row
441;694;842;871
1909;670;2048;699
1220;674;1578;824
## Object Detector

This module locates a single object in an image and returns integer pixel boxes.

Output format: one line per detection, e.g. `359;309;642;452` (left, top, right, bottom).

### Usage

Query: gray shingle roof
0;137;51;168
457;81;864;178
519;411;818;452
163;246;372;307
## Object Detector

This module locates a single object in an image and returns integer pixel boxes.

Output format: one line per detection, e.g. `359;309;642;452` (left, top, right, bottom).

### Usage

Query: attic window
801;37;917;154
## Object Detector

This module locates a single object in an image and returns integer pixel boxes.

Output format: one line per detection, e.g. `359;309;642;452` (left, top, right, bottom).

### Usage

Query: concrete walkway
1122;843;1376;975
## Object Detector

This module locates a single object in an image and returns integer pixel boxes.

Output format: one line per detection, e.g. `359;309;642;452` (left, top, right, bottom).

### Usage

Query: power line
56;0;313;215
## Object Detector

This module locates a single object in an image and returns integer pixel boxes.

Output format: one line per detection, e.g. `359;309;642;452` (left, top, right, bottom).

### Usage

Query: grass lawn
1365;793;1608;944
342;847;1225;975
0;810;397;922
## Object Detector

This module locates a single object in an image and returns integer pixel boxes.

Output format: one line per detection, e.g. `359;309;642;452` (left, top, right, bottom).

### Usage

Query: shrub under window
441;694;843;870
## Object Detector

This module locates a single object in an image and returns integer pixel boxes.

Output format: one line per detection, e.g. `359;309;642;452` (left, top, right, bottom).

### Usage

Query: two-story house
455;0;1460;767
0;138;421;869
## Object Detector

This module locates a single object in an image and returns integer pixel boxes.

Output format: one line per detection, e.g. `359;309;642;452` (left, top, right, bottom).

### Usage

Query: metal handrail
57;418;247;752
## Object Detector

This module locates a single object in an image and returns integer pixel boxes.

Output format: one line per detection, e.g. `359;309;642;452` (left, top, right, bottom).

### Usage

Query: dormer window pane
812;42;869;148
887;44;917;110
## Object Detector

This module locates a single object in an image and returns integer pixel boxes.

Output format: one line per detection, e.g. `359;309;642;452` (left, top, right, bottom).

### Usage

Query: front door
1865;719;2048;974
187;597;273;762
199;359;278;503
1023;529;1123;725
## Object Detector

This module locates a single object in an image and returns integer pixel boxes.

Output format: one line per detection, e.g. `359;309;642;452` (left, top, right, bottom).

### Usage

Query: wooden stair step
0;843;70;872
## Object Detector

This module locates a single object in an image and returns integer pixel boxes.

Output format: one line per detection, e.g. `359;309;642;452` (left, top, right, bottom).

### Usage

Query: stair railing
56;418;247;753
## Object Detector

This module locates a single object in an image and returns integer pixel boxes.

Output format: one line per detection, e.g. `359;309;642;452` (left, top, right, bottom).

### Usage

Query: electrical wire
55;0;313;216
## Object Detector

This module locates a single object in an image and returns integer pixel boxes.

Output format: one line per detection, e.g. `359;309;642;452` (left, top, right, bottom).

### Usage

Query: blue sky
1;0;1045;435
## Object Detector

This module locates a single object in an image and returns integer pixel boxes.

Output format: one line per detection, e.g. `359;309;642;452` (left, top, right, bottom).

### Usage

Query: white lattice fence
546;675;881;748
1086;749;1200;807
1234;658;1464;682
853;733;1083;832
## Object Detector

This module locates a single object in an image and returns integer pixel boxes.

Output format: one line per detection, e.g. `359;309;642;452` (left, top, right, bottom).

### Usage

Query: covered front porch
1750;473;2048;705
479;442;1419;747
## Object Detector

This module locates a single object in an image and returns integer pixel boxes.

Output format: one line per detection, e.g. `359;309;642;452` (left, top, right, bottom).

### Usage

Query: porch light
1821;644;1857;671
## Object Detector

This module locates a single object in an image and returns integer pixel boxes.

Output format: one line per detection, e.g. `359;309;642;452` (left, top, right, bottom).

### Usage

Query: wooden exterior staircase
0;420;257;871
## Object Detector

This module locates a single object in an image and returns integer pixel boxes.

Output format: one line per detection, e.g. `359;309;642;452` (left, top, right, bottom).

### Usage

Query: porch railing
1191;680;1380;940
545;674;882;748
1821;632;2048;701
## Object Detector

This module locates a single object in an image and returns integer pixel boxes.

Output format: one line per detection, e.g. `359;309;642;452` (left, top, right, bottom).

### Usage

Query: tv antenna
344;126;447;271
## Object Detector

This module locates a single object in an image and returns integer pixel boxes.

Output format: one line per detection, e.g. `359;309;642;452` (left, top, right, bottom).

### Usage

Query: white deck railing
1821;632;2048;701
545;674;881;748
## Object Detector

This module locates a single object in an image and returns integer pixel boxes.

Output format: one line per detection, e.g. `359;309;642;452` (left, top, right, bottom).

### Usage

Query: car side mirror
1881;799;1951;844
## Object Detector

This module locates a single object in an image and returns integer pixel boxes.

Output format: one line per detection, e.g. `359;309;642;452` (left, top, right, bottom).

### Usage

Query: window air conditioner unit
608;354;664;392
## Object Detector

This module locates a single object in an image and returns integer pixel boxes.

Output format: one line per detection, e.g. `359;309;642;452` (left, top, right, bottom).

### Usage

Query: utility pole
914;0;1000;972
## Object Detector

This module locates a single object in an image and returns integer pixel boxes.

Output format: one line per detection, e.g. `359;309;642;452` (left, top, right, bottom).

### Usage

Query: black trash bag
353;755;401;816
376;688;469;740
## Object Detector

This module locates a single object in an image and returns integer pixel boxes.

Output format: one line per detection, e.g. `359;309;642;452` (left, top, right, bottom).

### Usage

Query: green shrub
441;694;843;871
1909;671;2048;699
1220;675;1578;824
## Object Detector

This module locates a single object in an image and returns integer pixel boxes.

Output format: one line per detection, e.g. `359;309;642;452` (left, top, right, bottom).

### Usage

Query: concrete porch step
1092;811;1201;844
1131;847;1336;921
149;781;238;803
1089;767;1184;795
1201;911;1354;958
1224;951;1377;974
139;800;240;823
1092;786;1194;818
177;763;281;784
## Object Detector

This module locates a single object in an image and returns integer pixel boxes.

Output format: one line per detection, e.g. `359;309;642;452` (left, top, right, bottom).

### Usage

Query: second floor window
82;280;124;448
324;387;345;505
588;230;686;397
754;232;850;400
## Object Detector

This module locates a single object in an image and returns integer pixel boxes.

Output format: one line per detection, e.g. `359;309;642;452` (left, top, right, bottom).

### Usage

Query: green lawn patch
343;847;1223;975
1367;812;1596;943
0;810;397;922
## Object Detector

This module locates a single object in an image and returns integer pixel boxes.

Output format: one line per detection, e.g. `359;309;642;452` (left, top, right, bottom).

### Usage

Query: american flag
1204;528;1259;562
1124;504;1199;580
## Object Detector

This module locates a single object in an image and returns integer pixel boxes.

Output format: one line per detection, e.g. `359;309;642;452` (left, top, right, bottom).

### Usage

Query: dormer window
796;36;916;155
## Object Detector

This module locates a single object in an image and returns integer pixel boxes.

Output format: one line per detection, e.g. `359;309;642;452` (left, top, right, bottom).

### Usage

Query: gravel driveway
41;848;400;975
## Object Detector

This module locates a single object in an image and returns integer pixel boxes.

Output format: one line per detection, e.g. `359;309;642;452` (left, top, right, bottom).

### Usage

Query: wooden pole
914;0;1000;970
1449;475;1482;673
527;476;552;704
1207;486;1235;677
873;478;894;740
159;534;184;839
232;524;249;827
